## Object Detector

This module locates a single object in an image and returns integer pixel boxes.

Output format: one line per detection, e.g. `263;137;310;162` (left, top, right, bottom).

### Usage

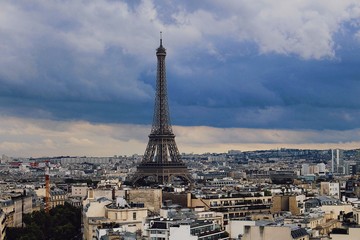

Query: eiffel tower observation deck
131;34;192;186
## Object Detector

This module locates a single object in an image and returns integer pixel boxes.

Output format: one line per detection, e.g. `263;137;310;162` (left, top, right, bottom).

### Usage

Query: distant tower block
131;35;192;185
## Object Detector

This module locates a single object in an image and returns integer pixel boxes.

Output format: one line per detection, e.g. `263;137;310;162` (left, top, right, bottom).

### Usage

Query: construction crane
45;160;50;213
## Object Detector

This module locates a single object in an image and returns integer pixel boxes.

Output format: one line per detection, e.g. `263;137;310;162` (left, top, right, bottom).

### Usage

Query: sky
1;0;360;157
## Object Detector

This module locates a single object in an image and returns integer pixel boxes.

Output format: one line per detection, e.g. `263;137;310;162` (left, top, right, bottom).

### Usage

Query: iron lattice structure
132;37;192;185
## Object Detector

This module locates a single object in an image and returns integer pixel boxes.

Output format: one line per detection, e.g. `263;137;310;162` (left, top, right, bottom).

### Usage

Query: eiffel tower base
131;163;192;186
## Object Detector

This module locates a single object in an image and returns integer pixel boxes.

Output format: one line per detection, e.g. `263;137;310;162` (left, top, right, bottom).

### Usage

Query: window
133;212;136;220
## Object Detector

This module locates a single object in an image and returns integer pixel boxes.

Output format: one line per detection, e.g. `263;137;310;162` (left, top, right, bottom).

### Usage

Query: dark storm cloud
0;0;360;132
167;36;360;130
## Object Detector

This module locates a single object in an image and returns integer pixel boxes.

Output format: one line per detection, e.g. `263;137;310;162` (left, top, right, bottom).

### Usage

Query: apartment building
187;192;272;223
320;182;340;199
242;225;309;240
148;218;229;240
83;196;148;240
71;183;88;198
330;228;360;240
271;194;305;215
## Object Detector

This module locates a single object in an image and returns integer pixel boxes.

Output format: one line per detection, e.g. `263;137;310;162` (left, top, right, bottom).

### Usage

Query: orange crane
45;161;50;213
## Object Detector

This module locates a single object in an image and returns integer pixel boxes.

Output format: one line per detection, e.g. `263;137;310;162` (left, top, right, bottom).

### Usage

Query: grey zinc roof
291;228;308;239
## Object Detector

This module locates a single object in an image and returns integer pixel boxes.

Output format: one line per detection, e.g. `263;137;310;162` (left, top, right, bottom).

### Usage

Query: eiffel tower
132;34;192;185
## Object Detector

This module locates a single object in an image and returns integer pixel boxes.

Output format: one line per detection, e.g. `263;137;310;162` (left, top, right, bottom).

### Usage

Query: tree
7;203;81;240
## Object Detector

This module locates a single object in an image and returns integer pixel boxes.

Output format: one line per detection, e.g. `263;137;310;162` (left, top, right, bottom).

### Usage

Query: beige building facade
87;188;162;213
187;193;272;221
71;183;88;198
242;226;309;240
330;228;360;240
271;194;305;216
320;182;340;199
83;196;148;240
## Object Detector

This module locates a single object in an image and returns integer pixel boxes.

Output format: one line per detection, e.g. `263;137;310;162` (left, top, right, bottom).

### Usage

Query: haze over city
1;1;360;157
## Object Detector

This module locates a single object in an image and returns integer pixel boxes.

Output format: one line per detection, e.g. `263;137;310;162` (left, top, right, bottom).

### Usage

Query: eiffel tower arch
131;35;193;186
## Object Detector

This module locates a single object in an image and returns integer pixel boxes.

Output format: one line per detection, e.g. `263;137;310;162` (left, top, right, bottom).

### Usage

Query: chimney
112;188;116;201
125;190;129;202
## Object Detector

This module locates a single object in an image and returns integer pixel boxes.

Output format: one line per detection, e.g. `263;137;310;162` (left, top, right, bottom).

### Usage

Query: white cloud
0;116;149;157
0;1;162;102
0;0;360;138
355;31;360;42
0;0;359;105
0;116;359;157
173;0;360;59
2;0;359;86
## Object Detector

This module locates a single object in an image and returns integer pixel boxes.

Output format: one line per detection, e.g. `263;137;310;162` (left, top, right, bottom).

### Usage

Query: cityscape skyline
1;1;360;157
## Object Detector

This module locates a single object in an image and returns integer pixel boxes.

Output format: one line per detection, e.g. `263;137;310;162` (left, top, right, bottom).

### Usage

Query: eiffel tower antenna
132;34;192;185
